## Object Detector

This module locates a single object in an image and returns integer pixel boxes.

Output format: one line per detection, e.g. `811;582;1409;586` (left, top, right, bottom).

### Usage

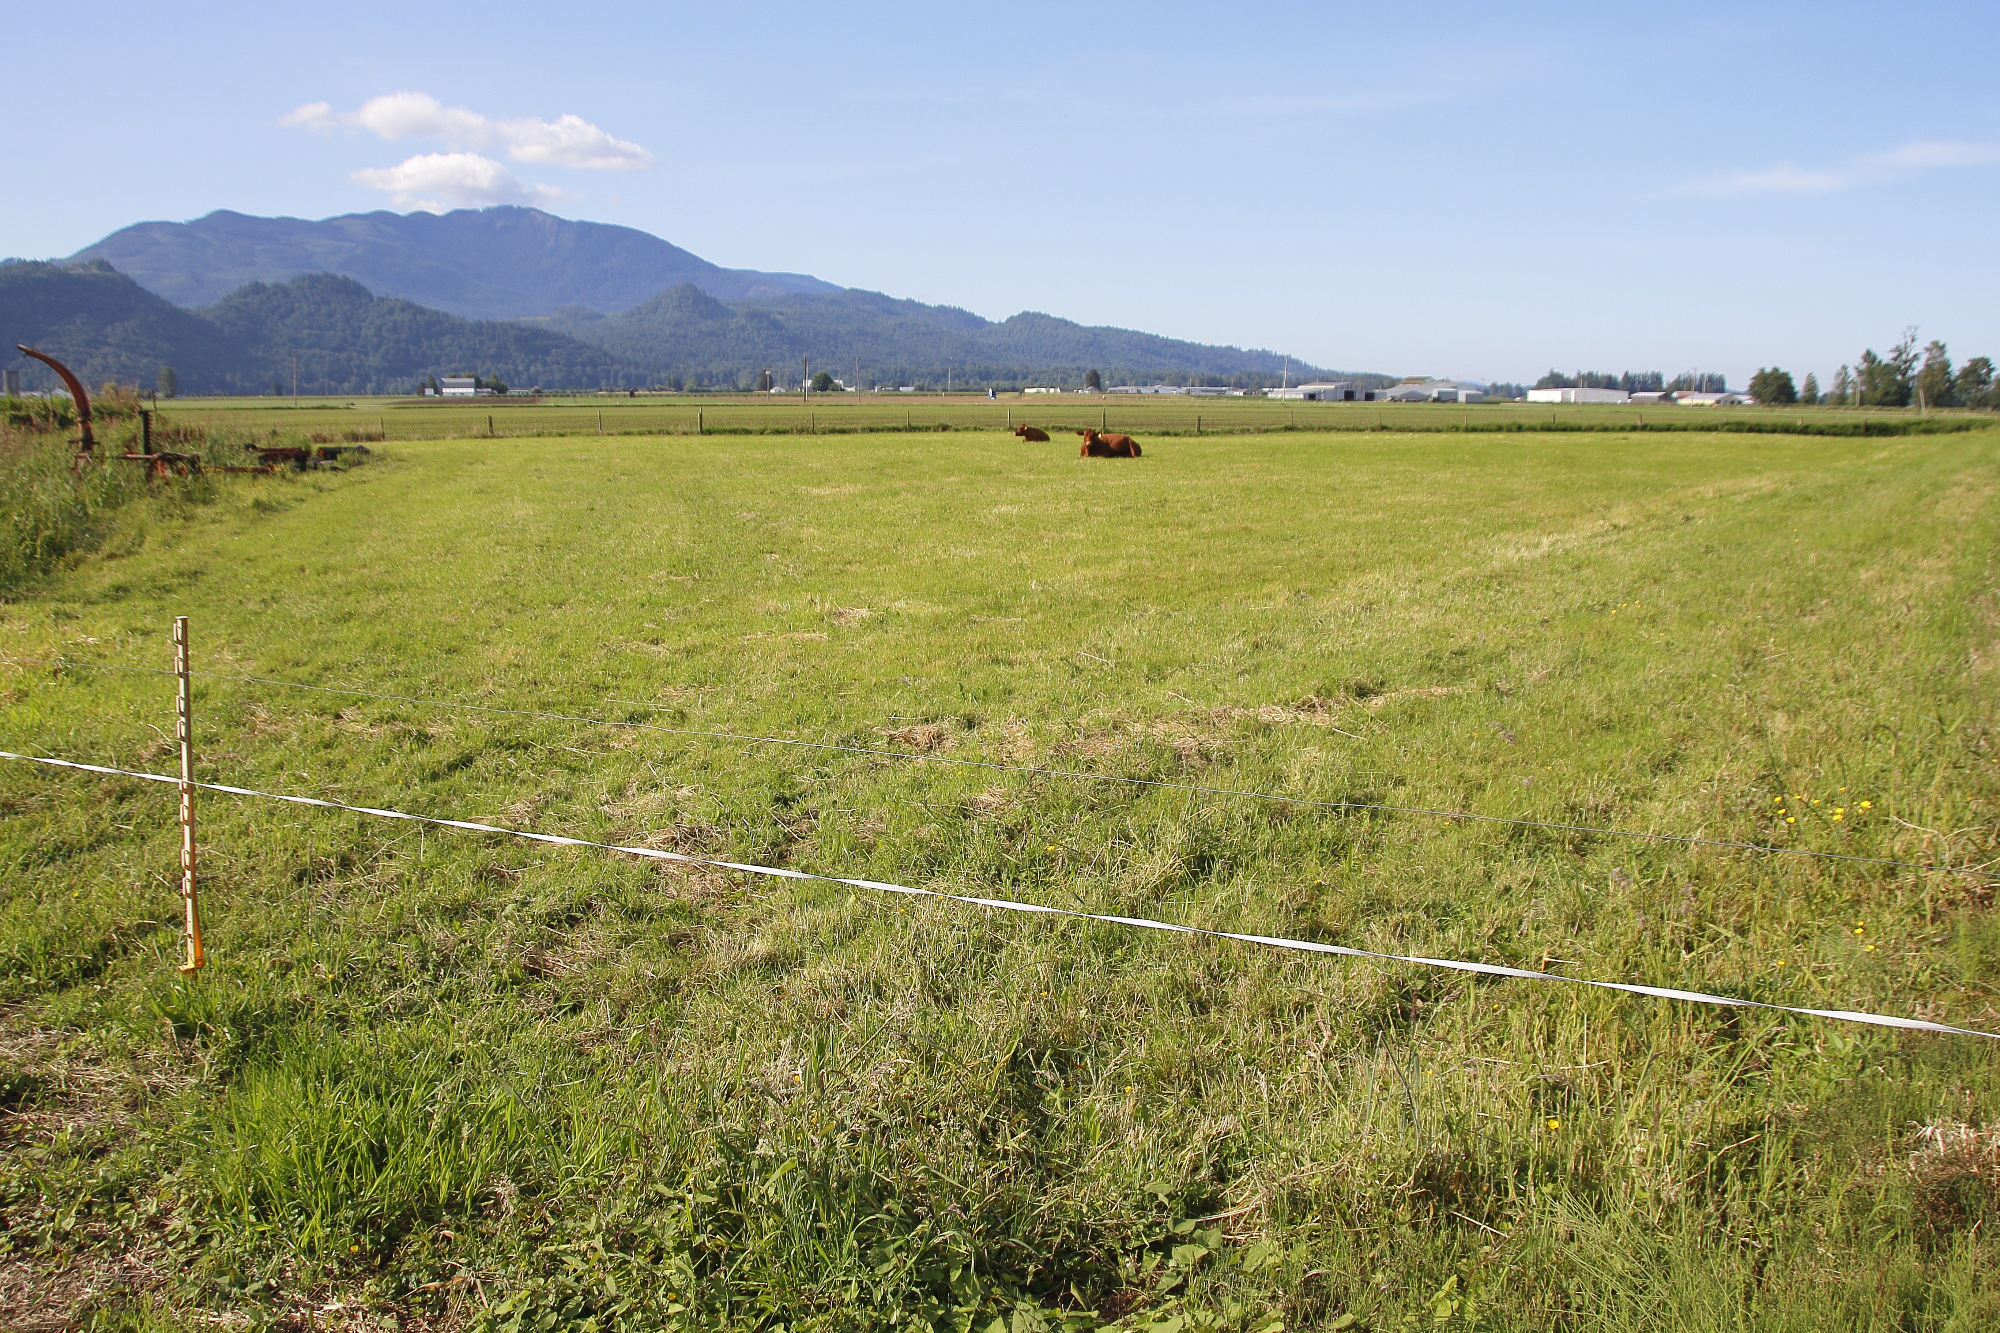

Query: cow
1078;428;1141;458
1014;424;1051;442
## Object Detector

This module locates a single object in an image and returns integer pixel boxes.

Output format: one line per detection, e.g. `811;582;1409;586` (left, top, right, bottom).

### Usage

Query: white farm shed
1525;387;1631;404
1268;382;1381;401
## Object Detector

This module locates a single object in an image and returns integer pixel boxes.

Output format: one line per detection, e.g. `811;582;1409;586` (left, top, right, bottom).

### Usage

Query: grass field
2;423;1998;1330
141;393;1993;444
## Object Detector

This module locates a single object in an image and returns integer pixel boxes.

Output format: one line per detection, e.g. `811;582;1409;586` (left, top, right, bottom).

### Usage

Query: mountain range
4;207;1364;394
67;207;839;317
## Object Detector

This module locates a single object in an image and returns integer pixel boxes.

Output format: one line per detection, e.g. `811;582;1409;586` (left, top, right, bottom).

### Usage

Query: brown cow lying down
1078;428;1141;458
1014;424;1051;442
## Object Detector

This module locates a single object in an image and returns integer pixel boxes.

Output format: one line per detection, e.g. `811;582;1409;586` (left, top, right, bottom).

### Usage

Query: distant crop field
146;391;1988;443
2;426;1997;1329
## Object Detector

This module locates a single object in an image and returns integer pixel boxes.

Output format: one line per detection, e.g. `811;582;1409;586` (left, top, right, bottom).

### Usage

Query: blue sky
14;1;1999;386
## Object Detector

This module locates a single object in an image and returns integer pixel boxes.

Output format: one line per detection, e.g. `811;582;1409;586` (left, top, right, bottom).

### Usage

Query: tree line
1534;370;1728;393
1750;330;1996;409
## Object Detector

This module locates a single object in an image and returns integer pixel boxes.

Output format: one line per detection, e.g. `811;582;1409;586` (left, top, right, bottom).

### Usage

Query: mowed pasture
144;392;1987;444
2;425;1998;1331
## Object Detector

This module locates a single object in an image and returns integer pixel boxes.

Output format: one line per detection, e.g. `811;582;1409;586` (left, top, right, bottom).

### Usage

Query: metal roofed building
1525;386;1630;404
1107;384;1244;396
1265;381;1380;401
1379;379;1484;403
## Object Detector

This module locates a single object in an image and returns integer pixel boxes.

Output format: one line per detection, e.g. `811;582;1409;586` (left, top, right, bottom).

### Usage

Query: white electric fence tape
4;749;1993;1042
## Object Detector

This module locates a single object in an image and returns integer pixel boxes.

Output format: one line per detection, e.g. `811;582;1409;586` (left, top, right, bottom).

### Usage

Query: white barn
1525;386;1630;405
1379;379;1484;403
1267;381;1381;402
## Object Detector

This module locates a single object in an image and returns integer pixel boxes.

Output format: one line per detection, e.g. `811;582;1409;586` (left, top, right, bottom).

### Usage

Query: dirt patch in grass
0;1028;194;1330
883;721;956;752
1909;1121;2000;1245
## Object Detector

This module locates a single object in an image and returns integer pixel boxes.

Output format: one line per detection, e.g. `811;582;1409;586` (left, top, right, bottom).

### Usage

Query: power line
7;653;1993;880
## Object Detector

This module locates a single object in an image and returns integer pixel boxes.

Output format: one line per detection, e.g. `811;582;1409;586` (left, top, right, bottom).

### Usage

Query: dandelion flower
1859;801;1872;809
1775;960;1785;967
1786;817;1796;824
1546;1118;1561;1130
1865;944;1876;952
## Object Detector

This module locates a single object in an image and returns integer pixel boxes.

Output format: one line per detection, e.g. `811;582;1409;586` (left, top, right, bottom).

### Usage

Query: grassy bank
1;426;1997;1330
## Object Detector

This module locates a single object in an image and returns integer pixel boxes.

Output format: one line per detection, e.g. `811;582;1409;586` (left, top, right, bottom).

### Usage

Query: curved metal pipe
15;345;94;453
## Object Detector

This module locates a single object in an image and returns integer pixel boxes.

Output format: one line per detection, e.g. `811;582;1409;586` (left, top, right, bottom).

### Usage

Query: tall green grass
1;426;1996;1330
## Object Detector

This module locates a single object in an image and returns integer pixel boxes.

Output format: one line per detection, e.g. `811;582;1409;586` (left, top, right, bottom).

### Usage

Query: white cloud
1858;139;2000;171
350;152;566;211
286;91;654;170
280;101;334;129
1671;138;2000;196
499;113;657;170
352;91;494;145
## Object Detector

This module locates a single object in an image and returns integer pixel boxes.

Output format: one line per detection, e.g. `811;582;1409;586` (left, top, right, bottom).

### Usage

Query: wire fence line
7;652;1993;882
3;749;1993;1042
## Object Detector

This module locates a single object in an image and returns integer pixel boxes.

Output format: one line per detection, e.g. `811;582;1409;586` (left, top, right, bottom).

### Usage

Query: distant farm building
1109;384;1246;397
1378;379;1484;403
1266;381;1380;402
439;376;496;398
1674;391;1750;407
1023;386;1062;394
1526;386;1630;405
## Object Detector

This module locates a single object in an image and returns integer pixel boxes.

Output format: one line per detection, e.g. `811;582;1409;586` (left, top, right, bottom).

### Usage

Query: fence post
698;409;703;435
174;616;204;972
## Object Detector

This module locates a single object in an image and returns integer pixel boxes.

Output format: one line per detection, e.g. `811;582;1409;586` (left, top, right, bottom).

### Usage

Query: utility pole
292;352;298;405
803;356;810;403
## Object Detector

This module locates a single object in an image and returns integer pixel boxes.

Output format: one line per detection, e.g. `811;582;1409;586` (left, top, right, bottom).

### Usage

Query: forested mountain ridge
4;260;1350;394
546;284;1333;388
1;262;633;395
13;202;1364;391
66;207;841;317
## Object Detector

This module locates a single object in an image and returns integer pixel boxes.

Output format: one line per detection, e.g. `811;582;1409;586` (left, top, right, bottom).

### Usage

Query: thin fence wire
4;748;1993;1042
8;652;1992;881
